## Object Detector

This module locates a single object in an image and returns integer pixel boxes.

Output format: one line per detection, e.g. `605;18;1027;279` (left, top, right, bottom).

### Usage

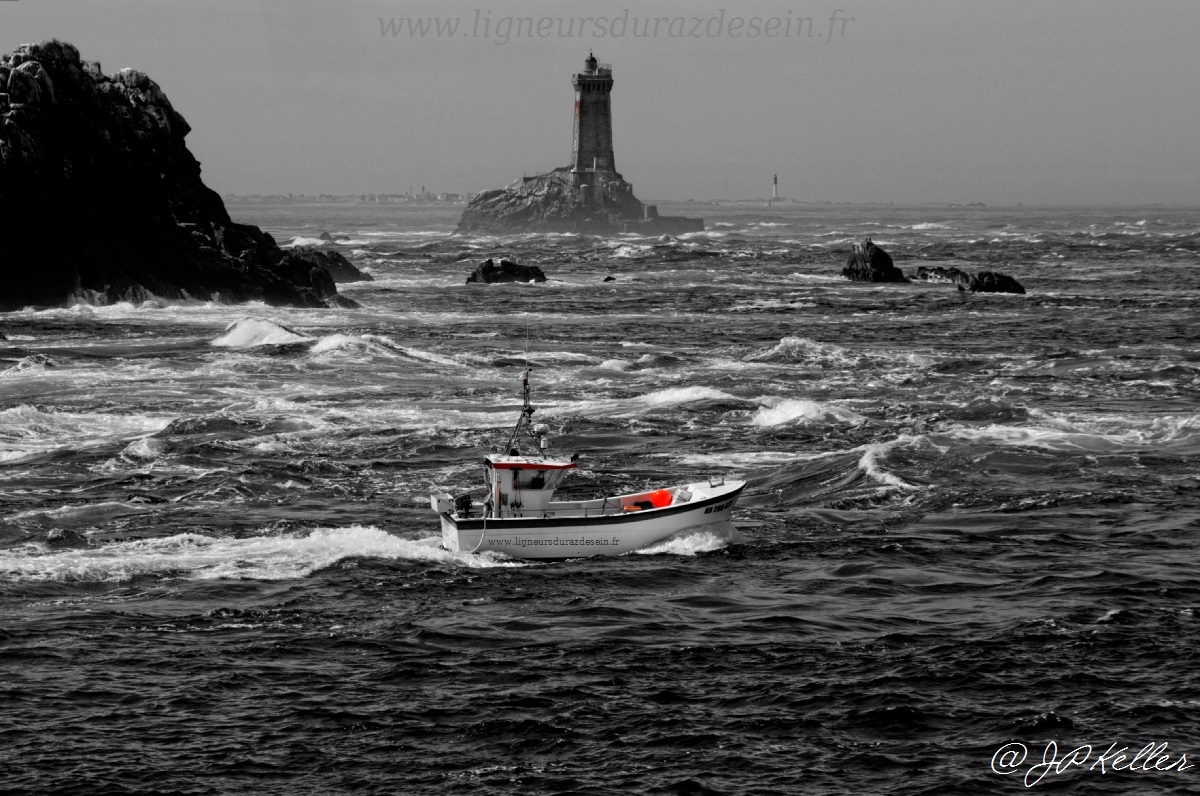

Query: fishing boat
430;366;745;560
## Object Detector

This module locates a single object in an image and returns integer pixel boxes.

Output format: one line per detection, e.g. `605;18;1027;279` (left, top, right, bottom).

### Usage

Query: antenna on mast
505;330;535;455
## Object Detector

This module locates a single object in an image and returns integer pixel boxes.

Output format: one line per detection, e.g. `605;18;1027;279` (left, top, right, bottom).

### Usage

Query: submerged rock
0;39;358;311
912;265;971;286
842;239;908;283
465;258;547;284
968;271;1026;294
45;528;88;549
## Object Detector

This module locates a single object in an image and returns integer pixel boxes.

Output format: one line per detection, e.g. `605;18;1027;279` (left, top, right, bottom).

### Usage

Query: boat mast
504;363;535;454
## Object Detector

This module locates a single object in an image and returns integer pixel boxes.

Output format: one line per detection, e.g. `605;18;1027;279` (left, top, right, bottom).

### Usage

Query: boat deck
452;481;731;522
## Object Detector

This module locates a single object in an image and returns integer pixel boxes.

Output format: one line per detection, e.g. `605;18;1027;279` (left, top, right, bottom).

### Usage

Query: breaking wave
750;398;868;427
211;318;311;348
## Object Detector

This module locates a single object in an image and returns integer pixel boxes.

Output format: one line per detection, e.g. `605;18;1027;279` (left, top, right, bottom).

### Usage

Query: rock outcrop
0;40;358;311
967;271;1026;294
465;258;547;284
909;265;1026;294
288;245;372;283
912;265;971;286
458;169;643;235
457;168;704;236
842;239;908;283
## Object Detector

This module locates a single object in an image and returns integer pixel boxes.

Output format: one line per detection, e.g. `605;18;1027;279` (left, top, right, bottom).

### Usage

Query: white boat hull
437;480;745;560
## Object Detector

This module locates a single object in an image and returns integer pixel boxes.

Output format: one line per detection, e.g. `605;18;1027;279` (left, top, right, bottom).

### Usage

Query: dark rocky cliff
288;245;373;284
0;40;357;311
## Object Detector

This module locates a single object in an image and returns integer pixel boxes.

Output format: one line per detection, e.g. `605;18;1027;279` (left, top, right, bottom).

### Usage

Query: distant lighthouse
571;53;618;180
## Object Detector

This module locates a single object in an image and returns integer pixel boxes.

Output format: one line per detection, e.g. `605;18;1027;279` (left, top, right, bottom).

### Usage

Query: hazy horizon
4;0;1198;205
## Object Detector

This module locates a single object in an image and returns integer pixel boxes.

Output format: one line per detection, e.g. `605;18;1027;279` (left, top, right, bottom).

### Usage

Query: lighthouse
459;53;704;234
571;53;618;180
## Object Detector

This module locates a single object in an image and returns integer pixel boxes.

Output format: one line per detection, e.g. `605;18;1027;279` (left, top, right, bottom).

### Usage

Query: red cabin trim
486;461;577;471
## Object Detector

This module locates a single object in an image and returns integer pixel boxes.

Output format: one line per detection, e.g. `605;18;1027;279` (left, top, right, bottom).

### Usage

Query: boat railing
574;500;623;518
490;490;710;519
496;501;626;519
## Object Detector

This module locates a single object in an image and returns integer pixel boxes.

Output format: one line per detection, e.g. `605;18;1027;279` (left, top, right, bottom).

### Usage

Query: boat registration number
704;499;734;514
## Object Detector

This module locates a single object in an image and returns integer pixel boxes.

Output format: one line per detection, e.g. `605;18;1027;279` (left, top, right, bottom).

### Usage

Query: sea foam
750;398;868;427
635;520;744;556
0;526;526;583
944;411;1200;454
746;336;856;365
0;405;173;465
549;386;742;418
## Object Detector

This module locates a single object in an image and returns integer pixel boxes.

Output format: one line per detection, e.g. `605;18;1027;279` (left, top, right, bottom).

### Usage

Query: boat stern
430;493;454;515
431;493;462;552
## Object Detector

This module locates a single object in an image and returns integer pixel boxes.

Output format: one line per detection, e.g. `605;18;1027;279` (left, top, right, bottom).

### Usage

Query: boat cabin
483;453;576;518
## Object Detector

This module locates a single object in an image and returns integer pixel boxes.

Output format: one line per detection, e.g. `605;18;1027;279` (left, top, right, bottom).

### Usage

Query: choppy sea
2;202;1199;795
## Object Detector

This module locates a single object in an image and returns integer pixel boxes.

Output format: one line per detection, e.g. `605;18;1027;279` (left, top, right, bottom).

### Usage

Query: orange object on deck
649;489;673;508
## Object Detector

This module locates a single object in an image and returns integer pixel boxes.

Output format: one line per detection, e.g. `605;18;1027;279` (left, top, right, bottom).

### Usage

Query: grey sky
4;0;1197;204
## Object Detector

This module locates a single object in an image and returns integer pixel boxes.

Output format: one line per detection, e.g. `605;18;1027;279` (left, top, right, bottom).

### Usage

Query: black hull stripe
447;484;745;531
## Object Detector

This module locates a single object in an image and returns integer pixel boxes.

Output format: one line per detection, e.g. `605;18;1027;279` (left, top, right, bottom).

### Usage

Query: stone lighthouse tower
457;53;704;234
570;53;619;180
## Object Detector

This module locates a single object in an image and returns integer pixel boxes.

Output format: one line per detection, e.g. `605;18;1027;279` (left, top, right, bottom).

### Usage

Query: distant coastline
223;192;469;205
223;195;1196;210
